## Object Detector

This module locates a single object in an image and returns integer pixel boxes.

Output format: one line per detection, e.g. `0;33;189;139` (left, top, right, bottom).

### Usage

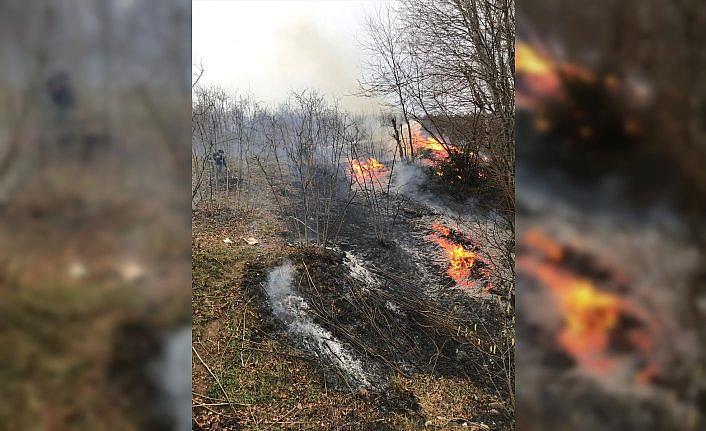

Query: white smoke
265;261;373;388
391;162;428;196
392;161;476;217
155;325;192;431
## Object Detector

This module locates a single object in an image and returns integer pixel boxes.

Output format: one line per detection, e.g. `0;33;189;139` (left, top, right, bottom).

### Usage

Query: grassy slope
0;199;190;430
192;206;509;430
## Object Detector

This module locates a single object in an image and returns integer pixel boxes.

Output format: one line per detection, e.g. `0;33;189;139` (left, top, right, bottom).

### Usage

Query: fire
428;222;488;289
424;136;445;152
350;158;386;183
515;42;561;107
521;258;624;374
431;222;451;237
518;228;659;381
523;229;564;262
559;280;620;359
515;40;595;109
516;42;554;75
367;158;384;170
411;126;449;162
448;244;476;272
435;236;476;287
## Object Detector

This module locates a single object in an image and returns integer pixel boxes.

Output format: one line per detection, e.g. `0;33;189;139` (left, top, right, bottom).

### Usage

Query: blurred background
0;0;191;429
516;0;706;429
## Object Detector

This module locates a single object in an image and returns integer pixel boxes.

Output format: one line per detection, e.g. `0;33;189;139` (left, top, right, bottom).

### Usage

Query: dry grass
0;194;190;430
192;205;508;430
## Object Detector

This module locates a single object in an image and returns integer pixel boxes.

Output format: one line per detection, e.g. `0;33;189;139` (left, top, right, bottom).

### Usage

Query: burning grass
515;41;596;109
428;222;491;291
518;228;659;383
412;127;450;165
192;208;512;430
350;157;387;184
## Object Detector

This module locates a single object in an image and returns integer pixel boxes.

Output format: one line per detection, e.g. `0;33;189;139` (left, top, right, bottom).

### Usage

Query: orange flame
351;158;386;183
516;42;561;108
516;41;596;109
431;222;451;237
429;222;478;288
516;42;555;75
518;229;659;381
412;127;448;162
425;136;445;152
449;244;476;272
559;280;621;365
523;229;565;262
436;237;476;287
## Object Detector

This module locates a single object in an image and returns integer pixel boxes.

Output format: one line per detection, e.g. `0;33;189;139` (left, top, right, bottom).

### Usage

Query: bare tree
256;91;356;248
361;0;516;404
361;0;515;228
348;115;402;244
360;4;416;161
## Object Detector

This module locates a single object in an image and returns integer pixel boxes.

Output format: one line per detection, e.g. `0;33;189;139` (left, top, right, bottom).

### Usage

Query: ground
192;203;512;430
0;194;190;430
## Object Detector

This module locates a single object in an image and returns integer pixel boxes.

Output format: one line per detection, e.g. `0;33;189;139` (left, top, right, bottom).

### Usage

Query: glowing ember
431;222;451;237
351;158;386;183
523;229;564;262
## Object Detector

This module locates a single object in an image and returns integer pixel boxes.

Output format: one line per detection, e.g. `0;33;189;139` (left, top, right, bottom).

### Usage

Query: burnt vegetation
192;0;515;429
514;1;706;428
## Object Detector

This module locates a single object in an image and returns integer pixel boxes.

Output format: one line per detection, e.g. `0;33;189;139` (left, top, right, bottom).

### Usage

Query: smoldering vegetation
192;0;515;428
193;87;394;245
264;261;375;389
192;86;514;428
515;1;706;429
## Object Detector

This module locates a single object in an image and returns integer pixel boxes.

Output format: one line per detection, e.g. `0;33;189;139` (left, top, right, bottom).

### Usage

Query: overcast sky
193;0;386;113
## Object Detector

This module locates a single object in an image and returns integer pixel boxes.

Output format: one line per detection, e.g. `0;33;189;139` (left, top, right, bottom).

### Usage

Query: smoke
391;161;480;218
273;14;385;114
193;1;383;114
265;261;374;388
155;326;192;431
391;162;428;196
343;251;380;289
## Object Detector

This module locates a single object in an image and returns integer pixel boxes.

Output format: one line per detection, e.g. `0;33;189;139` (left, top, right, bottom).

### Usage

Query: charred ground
192;163;514;430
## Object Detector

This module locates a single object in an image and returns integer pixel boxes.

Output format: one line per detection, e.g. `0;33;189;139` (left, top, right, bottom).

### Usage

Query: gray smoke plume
265;261;373;388
391;162;428;196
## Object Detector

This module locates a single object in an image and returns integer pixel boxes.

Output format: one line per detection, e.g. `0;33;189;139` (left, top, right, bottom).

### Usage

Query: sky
192;0;386;113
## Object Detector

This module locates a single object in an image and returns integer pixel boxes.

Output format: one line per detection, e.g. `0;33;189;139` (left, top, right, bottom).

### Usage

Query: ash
265;261;374;389
255;157;514;428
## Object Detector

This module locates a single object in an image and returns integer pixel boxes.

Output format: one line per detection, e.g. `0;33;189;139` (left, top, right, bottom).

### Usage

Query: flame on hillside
518;229;659;382
424;136;445;152
428;222;491;290
350;158;387;183
411;126;449;162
